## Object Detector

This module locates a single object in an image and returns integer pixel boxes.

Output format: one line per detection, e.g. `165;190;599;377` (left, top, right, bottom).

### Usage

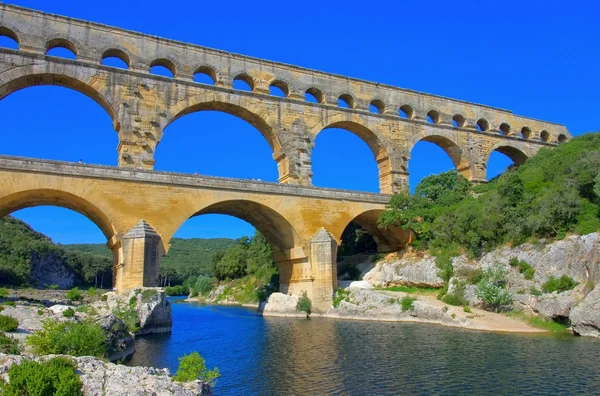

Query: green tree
26;320;107;358
0;357;83;396
174;352;220;386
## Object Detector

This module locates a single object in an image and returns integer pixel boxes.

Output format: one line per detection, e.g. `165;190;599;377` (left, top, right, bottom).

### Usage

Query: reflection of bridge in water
0;5;569;310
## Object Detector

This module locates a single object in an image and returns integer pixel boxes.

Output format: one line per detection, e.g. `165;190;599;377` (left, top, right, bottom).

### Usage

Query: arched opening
558;134;567;143
193;66;217;85
312;122;383;192
338;94;354;109
477;118;489;132
486;146;528;180
0;27;19;49
0;84;118;165
232;73;254;91
521;127;531;139
499;123;511;135
426;110;440;124
269;80;288;97
409;135;470;192
369;99;385;114
452;114;466;128
46;39;77;59
156;104;279;180
398;104;414;119
305;87;323;103
150;59;175;78
540;130;550;142
101;49;130;69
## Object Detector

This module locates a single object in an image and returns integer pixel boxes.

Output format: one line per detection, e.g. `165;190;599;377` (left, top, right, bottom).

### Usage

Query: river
127;298;600;395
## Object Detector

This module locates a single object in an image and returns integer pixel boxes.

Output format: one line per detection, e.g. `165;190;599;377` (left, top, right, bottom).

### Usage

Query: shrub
296;291;312;315
87;287;97;297
530;286;542;296
542;275;579;294
3;301;15;307
47;284;59;290
0;306;4;312
141;289;157;303
174;352;220;386
100;295;107;302
76;305;88;313
164;285;189;296
509;257;535;280
113;302;140;334
26;319;107;358
476;264;513;312
400;295;416;312
466;269;484;285
193;276;214;297
444;280;468;306
37;309;44;315
0;333;20;354
0;315;18;332
333;288;351;308
66;287;82;301
0;287;8;298
62;308;75;318
463;305;472;313
0;357;83;395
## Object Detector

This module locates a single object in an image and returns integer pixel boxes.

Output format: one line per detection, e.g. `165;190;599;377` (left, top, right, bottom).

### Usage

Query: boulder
363;253;444;288
257;293;303;317
532;291;576;322
95;314;135;361
570;286;600;337
0;354;212;396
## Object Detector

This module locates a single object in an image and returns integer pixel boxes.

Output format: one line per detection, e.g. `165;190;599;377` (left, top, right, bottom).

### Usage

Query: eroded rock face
0;354;212;396
363;253;444;288
257;293;302;317
96;314;135;361
570;286;600;337
29;251;74;289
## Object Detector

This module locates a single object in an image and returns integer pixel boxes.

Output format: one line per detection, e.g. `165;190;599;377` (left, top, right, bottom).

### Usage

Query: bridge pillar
115;220;161;293
310;228;338;312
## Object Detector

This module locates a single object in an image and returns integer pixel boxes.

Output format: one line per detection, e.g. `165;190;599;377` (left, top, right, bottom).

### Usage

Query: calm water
128;298;600;395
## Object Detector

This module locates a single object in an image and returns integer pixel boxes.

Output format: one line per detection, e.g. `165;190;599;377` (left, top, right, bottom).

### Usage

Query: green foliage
0;287;7;298
476;264;514;312
140;289;157;303
463;305;472;313
0;315;18;332
213;231;276;281
505;311;569;332
174;352;220;386
100;295;107;302
530;286;542;296
76;305;88;313
164;285;189;296
337;222;377;257
47;284;59;290
400;295;416;311
0;333;20;354
3;301;15;307
62;308;75;318
296;291;312;315
444;280;469;306
0;357;83;396
379;134;600;257
378;285;440;294
191;276;214;297
87;287;97;297
66;287;82;301
113;302;140;334
333;288;351;308
27;319;107;357
465;268;484;285
542;275;579;294
509;257;536;280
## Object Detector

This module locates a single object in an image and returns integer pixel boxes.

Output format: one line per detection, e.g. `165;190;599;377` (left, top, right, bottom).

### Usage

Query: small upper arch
398;104;415;119
558;134;567;143
150;58;176;78
540;130;550;142
269;79;290;97
305;87;324;103
232;73;255;91
0;26;19;48
426;109;440;124
520;126;532;139
46;38;77;58
369;99;385;114
338;93;355;109
477;118;490;132
101;48;130;69
499;123;511;135
452;114;466;128
193;65;218;85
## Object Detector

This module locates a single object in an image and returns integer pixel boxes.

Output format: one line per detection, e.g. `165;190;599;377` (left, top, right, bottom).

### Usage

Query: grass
504;311;569;332
378;285;440;296
400;295;416;311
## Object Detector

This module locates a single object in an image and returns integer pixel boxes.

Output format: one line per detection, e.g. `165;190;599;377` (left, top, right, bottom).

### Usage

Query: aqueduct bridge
0;5;570;310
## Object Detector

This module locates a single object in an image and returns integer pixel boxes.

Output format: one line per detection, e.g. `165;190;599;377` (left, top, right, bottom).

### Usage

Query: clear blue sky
1;0;598;245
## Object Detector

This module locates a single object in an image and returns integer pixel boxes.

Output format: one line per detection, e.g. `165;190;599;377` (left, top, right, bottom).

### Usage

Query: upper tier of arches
0;18;569;144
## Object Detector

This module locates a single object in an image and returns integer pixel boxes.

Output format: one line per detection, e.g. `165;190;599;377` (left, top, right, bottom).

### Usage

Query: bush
0;333;20;354
100;295;107;302
509;257;535;280
113;302;140;334
0;315;18;332
444;280;469;306
333;288;351;308
62;308;75;318
296;291;312;315
174;352;220;386
3;301;15;307
0;357;83;395
477;264;513;312
26;319;107;358
530;286;542;296
463;305;472;313
47;284;59;290
542;275;579;294
164;285;189;296
0;287;8;298
66;287;82;301
400;295;416;312
87;287;97;297
465;269;484;285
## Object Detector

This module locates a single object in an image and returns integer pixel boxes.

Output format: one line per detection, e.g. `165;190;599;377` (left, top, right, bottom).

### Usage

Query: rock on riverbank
0;353;213;396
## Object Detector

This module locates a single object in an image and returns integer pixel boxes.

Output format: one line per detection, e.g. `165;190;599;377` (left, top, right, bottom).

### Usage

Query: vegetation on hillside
379;132;600;257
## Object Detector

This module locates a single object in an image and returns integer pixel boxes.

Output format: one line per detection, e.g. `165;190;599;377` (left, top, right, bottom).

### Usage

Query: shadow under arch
335;209;412;253
311;116;394;193
409;132;472;183
0;189;118;243
0;67;120;132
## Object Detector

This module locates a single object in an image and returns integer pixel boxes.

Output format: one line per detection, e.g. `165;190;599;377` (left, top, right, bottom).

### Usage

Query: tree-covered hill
380;132;600;257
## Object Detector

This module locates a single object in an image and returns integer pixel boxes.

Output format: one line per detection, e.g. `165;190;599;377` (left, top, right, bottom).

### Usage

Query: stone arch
193;65;219;84
305;87;324;103
369;98;385;114
45;38;78;56
269;79;290;97
100;47;131;69
398;104;415;119
409;130;472;180
0;26;20;45
310;113;397;193
487;142;529;166
150;58;176;77
232;72;255;91
337;93;356;108
426;109;441;124
0;64;120;132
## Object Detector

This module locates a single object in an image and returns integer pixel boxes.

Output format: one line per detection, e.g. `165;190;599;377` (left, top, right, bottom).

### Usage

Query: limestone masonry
0;5;570;310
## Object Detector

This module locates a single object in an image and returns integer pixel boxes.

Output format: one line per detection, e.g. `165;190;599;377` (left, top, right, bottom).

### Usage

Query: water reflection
128;300;600;395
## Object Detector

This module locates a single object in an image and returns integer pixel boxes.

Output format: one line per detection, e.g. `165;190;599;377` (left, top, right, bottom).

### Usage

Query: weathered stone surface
258;293;304;317
363;253;444;288
532;291;577;321
29;251;74;289
96;314;135;362
0;354;212;396
570;286;600;337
